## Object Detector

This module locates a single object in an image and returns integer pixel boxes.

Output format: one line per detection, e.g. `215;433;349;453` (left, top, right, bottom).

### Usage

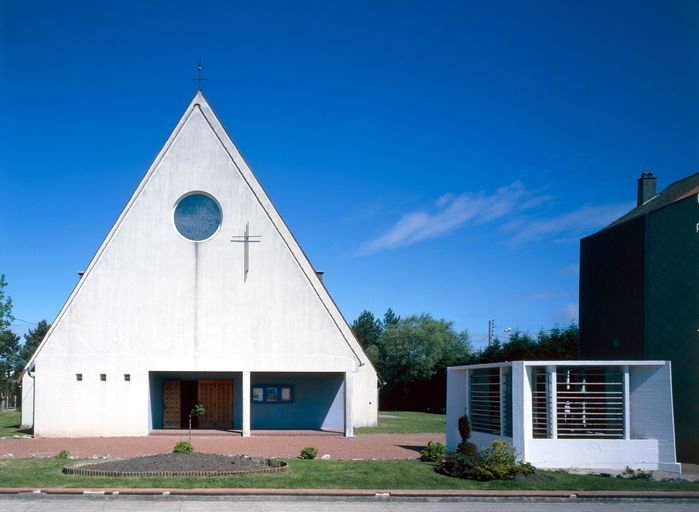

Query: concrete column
446;368;468;451
622;365;630;440
499;367;507;437
511;362;528;460
242;371;251;437
344;371;354;437
547;365;557;439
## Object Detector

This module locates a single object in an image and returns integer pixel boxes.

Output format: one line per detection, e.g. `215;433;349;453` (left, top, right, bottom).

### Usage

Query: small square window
100;374;106;382
76;373;83;382
124;374;130;382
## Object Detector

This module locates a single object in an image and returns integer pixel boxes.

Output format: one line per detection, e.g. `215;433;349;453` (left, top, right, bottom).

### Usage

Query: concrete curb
0;488;698;499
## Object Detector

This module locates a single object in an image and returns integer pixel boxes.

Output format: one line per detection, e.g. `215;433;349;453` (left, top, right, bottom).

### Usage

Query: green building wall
645;195;699;462
580;193;699;462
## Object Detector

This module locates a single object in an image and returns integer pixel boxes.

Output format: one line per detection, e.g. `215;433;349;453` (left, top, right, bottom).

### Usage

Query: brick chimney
637;171;657;206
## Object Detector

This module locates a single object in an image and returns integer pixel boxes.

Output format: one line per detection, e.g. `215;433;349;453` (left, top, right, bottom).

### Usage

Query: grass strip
0;411;21;436
0;458;696;491
355;411;446;434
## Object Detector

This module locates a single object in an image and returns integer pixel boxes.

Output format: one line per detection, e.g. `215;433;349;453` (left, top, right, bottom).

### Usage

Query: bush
419;441;446;462
55;450;70;460
173;441;193;454
437;440;536;481
456;441;478;456
300;446;318;460
617;466;653;480
458;414;472;442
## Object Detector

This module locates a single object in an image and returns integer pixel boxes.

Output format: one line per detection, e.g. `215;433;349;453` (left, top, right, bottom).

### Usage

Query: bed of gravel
63;453;286;477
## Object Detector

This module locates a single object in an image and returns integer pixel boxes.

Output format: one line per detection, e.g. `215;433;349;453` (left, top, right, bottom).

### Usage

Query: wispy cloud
356;181;538;255
527;290;570;300
355;181;632;255
559;263;580;275
502;202;632;245
554;302;579;324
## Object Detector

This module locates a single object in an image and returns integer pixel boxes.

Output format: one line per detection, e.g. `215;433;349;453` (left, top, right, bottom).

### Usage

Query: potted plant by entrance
188;403;206;443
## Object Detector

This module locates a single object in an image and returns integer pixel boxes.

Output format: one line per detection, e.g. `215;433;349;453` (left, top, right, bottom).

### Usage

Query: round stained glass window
173;193;222;241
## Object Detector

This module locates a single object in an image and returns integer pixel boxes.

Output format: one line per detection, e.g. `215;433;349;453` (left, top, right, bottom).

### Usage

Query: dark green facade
580;193;699;462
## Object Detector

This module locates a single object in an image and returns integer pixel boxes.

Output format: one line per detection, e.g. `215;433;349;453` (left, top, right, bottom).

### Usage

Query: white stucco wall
20;372;34;429
27;93;377;436
525;439;659;470
629;363;679;472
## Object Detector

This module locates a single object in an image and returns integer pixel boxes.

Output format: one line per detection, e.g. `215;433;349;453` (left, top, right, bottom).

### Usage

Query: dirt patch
64;453;286;477
514;471;551;482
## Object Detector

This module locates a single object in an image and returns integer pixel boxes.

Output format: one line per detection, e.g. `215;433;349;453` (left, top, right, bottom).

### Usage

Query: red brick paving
0;433;444;460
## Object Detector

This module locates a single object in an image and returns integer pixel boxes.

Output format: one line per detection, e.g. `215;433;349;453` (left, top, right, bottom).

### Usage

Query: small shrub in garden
419;441;446;462
173;441;194;454
437;440;535;481
300;446;318;460
617;466;653;480
55;450;70;460
456;441;478;456
458;414;472;442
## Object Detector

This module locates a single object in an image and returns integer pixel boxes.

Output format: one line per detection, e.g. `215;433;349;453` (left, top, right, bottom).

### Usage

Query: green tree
472;324;578;364
0;275;19;407
382;308;401;329
17;320;50;370
376;314;470;393
351;310;383;349
0;274;13;331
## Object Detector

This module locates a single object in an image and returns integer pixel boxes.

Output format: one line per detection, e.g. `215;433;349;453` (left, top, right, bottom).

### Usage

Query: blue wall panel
251;372;344;430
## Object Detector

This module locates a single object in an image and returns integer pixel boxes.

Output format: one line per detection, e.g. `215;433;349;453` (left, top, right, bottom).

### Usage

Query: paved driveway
0;433;443;460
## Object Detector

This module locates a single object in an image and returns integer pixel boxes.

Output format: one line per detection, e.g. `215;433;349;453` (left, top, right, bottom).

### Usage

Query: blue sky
1;1;697;349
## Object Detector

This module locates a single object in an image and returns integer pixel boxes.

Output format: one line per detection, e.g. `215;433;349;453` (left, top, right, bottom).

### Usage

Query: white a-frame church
20;92;378;437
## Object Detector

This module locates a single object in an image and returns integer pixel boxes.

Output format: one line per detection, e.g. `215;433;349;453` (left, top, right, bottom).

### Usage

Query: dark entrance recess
161;379;234;430
180;380;198;429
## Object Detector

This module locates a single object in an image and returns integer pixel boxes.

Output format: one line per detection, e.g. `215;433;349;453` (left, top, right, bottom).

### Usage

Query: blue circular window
173;193;222;241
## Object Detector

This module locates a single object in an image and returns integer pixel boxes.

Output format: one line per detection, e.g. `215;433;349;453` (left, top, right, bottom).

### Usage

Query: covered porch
148;371;354;437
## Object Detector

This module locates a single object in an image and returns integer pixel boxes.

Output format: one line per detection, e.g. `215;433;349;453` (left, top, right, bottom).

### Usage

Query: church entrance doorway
159;378;234;430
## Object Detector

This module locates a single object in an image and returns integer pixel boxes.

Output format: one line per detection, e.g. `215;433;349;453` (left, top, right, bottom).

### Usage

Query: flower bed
63;453;287;477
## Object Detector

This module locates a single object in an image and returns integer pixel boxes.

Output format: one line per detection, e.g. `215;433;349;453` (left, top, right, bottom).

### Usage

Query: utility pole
487;319;494;346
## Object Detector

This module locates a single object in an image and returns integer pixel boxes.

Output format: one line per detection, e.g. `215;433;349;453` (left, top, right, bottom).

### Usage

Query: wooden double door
163;379;233;429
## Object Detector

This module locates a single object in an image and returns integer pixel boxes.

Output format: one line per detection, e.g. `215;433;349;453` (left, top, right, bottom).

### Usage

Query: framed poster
266;386;279;402
252;386;264;402
281;386;292;402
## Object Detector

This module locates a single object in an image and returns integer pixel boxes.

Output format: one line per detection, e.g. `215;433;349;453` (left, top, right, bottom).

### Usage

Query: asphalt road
0;497;698;511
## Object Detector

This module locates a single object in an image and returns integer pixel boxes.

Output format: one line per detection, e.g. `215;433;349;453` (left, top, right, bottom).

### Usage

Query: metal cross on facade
192;60;208;90
230;222;262;281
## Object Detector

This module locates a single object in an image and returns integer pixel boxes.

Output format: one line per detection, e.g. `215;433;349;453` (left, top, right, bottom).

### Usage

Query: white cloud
528;290;570;300
554;302;579;324
355;181;633;255
502;202;632;245
357;181;535;255
559;263;580;275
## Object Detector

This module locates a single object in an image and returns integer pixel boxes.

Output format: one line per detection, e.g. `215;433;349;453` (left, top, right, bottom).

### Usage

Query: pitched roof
603;172;699;230
23;91;373;373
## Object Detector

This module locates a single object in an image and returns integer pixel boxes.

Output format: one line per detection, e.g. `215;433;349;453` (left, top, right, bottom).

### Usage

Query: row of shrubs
418;414;535;481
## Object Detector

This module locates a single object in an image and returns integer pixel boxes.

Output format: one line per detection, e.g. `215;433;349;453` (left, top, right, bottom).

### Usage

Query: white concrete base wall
20;373;34;429
525;439;661;471
352;364;378;427
470;431;512;450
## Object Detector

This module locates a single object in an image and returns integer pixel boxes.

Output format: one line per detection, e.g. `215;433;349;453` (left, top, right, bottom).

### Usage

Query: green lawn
0;458;695;491
0;410;21;436
356;411;446;434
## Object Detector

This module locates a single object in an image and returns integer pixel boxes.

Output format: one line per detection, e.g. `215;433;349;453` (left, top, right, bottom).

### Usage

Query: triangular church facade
21;92;378;437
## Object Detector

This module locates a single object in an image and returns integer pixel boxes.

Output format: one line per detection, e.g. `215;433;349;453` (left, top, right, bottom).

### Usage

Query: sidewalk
0;487;698;499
